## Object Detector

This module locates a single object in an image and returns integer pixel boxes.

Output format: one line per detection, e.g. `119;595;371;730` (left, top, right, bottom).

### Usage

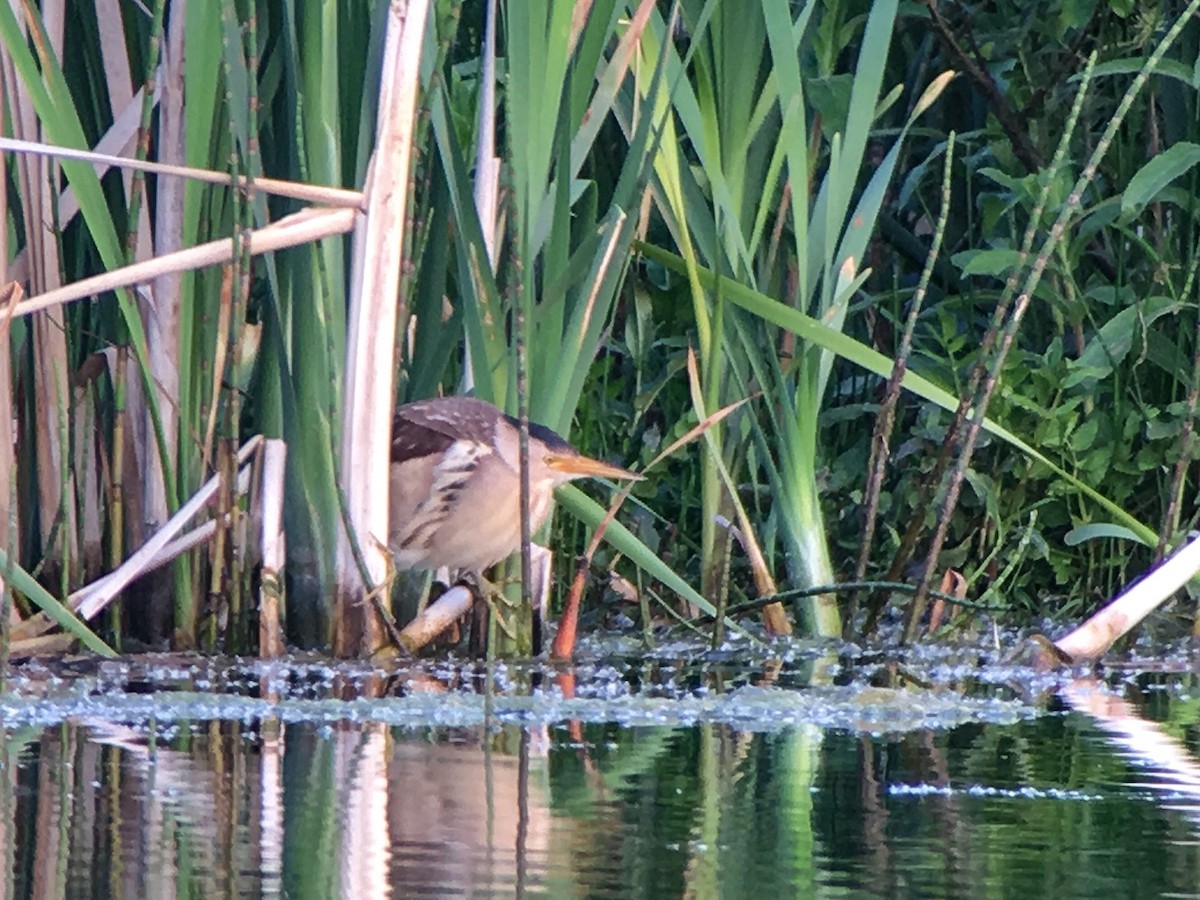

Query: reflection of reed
0;737;11;900
856;733;892;889
4;716;566;897
336;724;391;899
82;719;291;898
386;733;553;896
1063;678;1200;827
259;719;284;900
30;728;68;900
88;720;224;898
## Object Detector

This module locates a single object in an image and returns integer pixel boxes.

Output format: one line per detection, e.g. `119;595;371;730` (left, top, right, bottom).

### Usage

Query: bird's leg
461;571;520;642
529;545;552;655
364;537;406;650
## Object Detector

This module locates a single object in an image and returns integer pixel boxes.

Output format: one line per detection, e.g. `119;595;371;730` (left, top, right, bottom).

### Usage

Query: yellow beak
546;453;644;482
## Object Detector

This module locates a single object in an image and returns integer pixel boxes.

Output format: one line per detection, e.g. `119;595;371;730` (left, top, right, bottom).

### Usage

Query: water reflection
1064;678;1200;827
4;720;561;899
2;682;1200;897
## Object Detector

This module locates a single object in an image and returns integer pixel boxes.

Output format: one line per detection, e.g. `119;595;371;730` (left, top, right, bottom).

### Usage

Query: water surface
2;641;1198;898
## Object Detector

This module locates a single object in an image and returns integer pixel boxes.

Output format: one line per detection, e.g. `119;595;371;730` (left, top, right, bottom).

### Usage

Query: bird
388;396;642;577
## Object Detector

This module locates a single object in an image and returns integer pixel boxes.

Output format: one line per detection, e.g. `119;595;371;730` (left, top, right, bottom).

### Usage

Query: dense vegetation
2;0;1200;657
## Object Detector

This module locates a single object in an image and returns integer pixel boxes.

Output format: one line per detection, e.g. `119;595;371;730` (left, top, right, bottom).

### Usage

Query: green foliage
5;0;1200;655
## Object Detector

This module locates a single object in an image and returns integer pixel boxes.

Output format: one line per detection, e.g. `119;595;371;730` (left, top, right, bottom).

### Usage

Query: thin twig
906;5;1200;641
850;134;955;635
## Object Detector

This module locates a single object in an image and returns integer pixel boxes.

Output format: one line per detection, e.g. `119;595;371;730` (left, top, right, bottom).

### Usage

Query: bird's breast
388;451;560;574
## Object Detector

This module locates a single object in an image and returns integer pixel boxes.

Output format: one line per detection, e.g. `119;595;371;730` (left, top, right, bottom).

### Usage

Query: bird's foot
460;572;520;642
364;537;406;651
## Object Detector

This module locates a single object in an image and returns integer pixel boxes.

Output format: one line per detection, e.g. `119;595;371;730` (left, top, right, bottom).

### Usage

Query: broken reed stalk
393;585;475;655
1051;534;1200;664
8;207;357;320
13;439;285;650
259;439;287;659
0;136;365;209
12;435;264;640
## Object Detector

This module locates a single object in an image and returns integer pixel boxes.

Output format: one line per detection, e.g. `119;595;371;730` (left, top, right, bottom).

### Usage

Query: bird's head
495;416;643;488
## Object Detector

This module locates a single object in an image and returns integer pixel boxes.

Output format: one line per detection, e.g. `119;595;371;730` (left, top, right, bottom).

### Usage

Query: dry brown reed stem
7;632;74;659
14;521;206;640
1053;533;1200;663
258;440;288;659
0;83;156;303
15;509;219;638
925;569;966;634
11;436;264;643
73;442;258;620
393;586;476;655
551;483;636;661
8;207;356;319
381;548;550;656
75;448;258;624
335;0;431;657
849;136;954;634
0;137;365;209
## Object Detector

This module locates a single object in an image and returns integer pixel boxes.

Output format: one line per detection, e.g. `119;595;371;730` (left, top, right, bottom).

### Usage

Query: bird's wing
391;398;499;464
391;410;457;465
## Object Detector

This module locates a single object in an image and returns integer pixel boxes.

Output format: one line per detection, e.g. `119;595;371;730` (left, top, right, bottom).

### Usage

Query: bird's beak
547;453;644;481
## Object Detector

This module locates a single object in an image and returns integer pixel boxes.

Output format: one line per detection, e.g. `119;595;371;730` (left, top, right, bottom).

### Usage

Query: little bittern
389;396;641;576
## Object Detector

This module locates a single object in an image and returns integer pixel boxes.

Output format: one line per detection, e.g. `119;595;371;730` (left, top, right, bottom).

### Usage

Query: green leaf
806;74;853;135
1065;296;1178;386
952;248;1023;278
1062;364;1115;389
638;240;1157;545
1064;523;1149;547
1070;417;1100;452
1083;56;1193;85
0;551;115;656
1146;415;1182;441
1058;0;1099;33
1121;142;1200;219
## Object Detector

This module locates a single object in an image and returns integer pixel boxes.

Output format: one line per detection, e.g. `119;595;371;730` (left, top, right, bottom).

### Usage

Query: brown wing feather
391;397;502;464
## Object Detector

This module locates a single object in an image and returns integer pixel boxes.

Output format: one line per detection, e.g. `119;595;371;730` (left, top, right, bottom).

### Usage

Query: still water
2;647;1199;898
